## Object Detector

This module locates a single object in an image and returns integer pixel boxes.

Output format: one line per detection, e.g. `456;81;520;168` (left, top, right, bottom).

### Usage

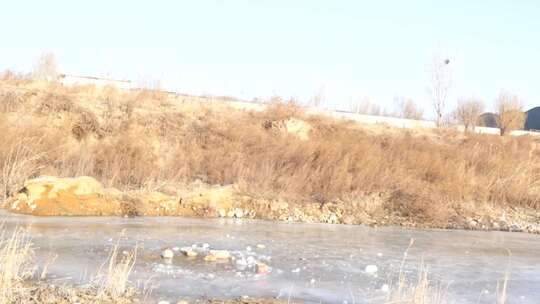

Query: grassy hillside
1;77;540;230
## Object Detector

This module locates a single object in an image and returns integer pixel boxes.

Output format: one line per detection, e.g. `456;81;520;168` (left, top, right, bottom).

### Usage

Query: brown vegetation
453;97;484;132
395;97;424;120
0;227;136;303
495;91;525;136
1;79;540;227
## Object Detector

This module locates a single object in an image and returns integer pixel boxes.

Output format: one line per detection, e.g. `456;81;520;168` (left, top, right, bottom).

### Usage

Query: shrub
495;91;525;136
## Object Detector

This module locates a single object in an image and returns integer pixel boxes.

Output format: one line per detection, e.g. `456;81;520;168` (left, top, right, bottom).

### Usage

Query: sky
1;0;540;117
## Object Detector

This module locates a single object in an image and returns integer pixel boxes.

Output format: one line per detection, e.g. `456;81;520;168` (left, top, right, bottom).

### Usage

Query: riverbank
3;175;540;234
2;79;540;234
8;281;135;304
10;281;288;304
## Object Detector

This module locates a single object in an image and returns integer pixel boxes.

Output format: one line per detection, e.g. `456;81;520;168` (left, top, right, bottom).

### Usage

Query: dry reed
0;228;34;304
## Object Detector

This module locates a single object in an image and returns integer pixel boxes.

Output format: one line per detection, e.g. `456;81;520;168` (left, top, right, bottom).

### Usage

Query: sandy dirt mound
2;176;354;224
4;176;124;216
120;185;244;217
2;176;250;218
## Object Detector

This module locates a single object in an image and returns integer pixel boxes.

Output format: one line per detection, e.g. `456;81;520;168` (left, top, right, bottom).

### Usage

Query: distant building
58;74;131;90
524;107;540;131
477;112;499;128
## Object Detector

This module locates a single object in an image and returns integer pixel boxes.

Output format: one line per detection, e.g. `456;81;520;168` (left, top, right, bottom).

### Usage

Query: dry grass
0;135;46;201
385;259;511;304
1;80;540;223
495;250;512;304
0;226;137;303
94;242;137;300
0;228;34;304
386;261;448;304
384;239;448;304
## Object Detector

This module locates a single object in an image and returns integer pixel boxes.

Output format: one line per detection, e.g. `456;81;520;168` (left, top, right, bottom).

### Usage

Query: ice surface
1;211;539;303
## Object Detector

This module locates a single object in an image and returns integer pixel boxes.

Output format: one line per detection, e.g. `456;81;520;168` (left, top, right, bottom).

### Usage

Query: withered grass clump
0;226;137;304
1;80;540;222
94;243;137;300
0;228;34;304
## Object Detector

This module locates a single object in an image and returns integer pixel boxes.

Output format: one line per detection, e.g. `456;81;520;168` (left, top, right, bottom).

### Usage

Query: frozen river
2;211;539;303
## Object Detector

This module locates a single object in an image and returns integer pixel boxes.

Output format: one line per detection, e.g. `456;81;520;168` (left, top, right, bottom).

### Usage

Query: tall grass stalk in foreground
385;263;448;304
96;241;137;300
0;221;139;302
496;249;512;304
386;239;448;304
0;228;33;304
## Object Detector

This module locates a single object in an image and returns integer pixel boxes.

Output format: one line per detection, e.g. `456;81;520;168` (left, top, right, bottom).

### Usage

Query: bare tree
495;91;525;136
393;96;423;120
350;96;382;116
428;55;452;127
453;97;484;132
308;85;325;108
32;52;58;81
137;75;163;91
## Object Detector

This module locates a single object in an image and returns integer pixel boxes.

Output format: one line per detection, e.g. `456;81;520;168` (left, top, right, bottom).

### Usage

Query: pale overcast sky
1;0;540;116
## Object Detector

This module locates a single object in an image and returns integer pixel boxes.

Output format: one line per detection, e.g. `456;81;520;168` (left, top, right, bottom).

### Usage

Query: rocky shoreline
3;176;540;235
14;281;289;304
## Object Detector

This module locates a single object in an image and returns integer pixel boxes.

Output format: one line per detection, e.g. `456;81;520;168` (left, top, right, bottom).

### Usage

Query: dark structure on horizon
524;107;540;131
477;112;499;128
